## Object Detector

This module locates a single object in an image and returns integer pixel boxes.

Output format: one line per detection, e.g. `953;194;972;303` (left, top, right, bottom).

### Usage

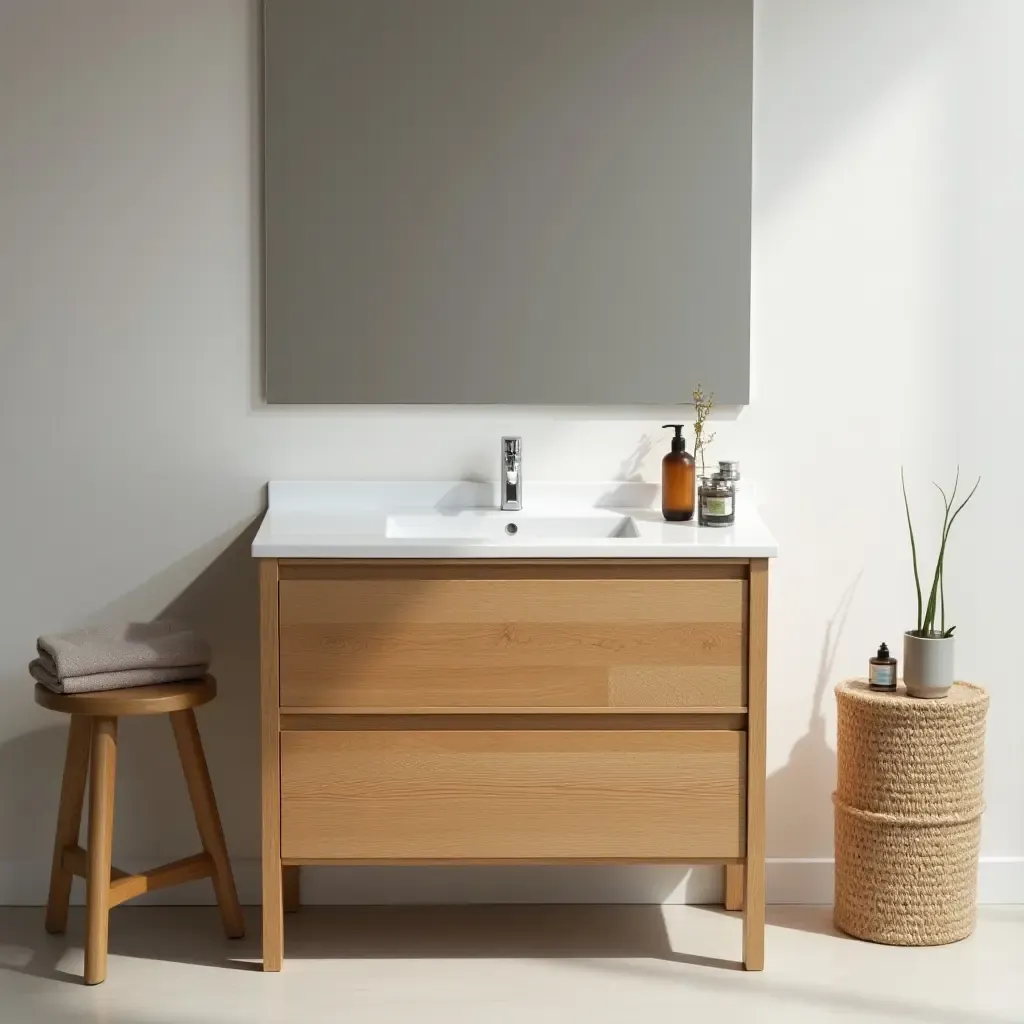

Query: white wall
1;0;1020;905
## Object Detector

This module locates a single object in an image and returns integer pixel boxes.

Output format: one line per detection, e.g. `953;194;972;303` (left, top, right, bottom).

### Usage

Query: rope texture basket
833;680;989;946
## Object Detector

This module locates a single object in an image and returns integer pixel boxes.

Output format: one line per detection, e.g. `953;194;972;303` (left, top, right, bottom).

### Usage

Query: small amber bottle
661;424;696;521
868;642;898;691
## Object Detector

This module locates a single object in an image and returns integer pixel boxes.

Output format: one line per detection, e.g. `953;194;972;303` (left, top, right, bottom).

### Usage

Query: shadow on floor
765;905;842;938
0;904;742;985
0;907;257;985
691;903;843;940
2;907;1016;1024
276;904;742;970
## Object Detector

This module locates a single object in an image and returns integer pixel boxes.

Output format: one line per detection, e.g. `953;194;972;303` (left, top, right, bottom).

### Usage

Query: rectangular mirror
264;0;752;404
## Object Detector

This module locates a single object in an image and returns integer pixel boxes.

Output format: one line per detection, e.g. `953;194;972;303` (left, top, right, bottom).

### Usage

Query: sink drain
505;522;518;536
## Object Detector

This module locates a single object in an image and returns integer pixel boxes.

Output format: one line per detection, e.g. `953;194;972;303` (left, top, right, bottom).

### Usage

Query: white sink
386;510;640;542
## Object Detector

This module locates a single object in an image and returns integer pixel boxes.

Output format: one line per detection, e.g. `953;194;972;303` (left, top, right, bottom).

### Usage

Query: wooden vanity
258;555;768;971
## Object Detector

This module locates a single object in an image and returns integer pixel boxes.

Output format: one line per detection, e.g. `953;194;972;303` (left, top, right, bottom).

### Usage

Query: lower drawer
280;729;746;861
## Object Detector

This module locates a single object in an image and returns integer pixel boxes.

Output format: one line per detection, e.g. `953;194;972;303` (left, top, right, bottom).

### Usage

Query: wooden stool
35;676;244;984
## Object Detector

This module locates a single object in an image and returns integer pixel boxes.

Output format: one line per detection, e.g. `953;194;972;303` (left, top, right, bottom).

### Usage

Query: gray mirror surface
264;0;752;404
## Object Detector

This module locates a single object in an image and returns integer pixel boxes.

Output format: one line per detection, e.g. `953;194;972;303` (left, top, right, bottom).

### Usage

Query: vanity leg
260;559;284;971
283;865;301;913
724;864;744;912
743;559;768;971
262;851;283;971
742;857;765;971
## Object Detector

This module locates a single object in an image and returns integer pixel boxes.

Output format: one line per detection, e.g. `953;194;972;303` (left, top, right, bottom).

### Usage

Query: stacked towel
30;621;211;694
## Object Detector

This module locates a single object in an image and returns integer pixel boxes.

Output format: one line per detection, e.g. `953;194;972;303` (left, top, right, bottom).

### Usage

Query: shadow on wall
0;518;263;875
0;539;863;907
755;0;951;213
765;572;861;862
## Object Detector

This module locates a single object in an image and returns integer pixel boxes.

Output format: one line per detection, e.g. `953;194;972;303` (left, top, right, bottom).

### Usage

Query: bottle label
704;496;733;517
869;663;895;689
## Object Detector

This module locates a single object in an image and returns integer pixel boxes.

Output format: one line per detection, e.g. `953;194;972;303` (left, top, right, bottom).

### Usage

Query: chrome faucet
500;436;522;511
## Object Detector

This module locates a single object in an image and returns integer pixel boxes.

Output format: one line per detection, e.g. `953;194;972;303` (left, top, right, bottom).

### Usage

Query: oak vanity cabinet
259;558;768;971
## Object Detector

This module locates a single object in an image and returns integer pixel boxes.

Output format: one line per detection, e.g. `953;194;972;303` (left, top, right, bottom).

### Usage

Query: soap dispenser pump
661;424;696;522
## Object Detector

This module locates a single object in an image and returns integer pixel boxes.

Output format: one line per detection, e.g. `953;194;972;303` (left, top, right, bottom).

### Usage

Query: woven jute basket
833;680;989;946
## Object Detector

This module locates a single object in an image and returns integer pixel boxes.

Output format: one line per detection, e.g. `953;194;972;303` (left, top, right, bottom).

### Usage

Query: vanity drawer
278;577;747;710
280;729;746;861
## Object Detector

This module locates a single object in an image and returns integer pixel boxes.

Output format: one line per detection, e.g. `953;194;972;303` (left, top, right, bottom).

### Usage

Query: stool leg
283;865;300;914
724;864;744;911
45;715;92;935
85;717;117;985
170;708;245;939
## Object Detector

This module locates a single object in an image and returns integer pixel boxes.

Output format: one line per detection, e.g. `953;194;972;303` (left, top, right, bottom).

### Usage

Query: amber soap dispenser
661;424;696;521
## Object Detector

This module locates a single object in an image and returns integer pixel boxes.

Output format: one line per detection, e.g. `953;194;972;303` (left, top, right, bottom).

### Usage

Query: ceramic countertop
251;481;778;560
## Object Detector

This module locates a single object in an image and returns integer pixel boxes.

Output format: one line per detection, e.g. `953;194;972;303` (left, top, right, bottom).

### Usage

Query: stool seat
38;671;242;984
34;676;215;717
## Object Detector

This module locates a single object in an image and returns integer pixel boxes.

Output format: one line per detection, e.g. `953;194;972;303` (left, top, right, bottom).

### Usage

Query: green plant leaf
940;562;946;635
925;469;957;634
947;475;981;531
943;626;956;638
923;473;980;637
901;468;923;632
924;485;949;633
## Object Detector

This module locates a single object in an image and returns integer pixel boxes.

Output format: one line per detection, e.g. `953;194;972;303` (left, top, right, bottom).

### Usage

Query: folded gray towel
36;621;211;680
30;659;208;695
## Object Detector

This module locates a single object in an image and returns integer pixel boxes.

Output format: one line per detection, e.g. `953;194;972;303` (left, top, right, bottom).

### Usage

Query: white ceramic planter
903;631;955;698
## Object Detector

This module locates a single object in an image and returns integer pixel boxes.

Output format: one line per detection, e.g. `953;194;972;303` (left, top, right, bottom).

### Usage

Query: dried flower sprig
692;384;715;477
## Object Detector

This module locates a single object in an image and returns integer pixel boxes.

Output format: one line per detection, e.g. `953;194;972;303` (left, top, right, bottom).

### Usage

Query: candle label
704;497;733;517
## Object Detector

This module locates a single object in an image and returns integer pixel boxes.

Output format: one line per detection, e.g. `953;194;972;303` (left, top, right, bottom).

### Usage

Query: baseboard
3;857;1022;907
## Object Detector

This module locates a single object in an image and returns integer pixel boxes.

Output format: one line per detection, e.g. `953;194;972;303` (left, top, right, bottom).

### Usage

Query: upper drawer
279;575;747;710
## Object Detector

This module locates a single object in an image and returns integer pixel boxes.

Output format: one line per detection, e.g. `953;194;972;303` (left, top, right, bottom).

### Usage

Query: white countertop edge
252;481;778;559
252;543;779;559
251;536;778;559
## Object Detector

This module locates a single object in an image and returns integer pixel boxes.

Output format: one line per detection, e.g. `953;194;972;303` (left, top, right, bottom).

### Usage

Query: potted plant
900;468;980;698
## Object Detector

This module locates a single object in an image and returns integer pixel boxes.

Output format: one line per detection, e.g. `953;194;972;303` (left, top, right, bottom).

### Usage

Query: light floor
0;904;1020;1024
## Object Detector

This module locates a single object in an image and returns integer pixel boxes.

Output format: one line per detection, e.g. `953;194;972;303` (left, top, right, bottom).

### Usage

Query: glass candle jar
696;476;713;526
717;461;740;488
699;472;736;527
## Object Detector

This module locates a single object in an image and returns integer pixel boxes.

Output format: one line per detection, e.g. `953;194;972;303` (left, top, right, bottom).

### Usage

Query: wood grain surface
280;577;746;709
743;559;768;971
259;559;283;972
281;729;746;862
